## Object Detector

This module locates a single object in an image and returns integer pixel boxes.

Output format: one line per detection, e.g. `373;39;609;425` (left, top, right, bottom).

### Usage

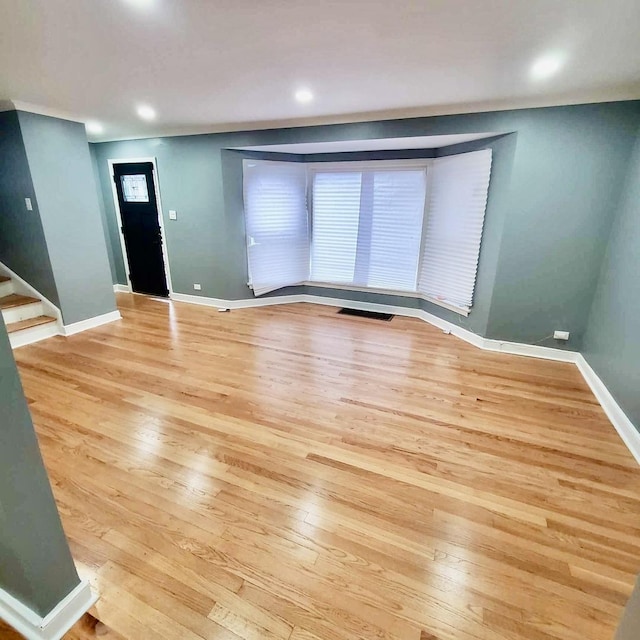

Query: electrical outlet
169;210;177;220
553;330;570;341
193;283;202;291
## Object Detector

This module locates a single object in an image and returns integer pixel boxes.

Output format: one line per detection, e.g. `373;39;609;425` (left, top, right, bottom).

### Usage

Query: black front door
114;162;169;297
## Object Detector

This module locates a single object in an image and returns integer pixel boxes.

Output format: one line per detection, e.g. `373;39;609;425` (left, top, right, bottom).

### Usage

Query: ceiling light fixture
136;105;156;120
294;88;314;104
85;121;104;135
530;54;563;80
122;0;156;9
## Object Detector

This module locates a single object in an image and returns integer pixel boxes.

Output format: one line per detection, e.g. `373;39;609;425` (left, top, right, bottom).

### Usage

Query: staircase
0;275;60;347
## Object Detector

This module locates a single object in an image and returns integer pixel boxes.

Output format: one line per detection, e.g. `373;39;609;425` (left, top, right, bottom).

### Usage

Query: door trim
108;157;174;296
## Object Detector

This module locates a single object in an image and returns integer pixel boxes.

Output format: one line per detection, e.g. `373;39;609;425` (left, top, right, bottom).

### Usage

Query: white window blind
310;168;427;291
310;172;361;283
418;149;492;309
366;170;427;290
243;161;309;296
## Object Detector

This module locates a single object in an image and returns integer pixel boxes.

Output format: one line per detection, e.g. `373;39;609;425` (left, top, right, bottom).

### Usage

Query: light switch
25;198;33;211
169;209;177;220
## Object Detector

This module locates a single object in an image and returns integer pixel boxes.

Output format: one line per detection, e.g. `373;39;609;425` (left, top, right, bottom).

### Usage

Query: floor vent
337;308;394;321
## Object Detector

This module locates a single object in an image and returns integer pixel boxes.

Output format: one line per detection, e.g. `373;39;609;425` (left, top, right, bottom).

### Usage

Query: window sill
303;281;470;316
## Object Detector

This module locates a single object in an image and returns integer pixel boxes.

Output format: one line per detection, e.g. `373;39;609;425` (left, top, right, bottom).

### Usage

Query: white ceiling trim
3;89;639;144
0;100;84;122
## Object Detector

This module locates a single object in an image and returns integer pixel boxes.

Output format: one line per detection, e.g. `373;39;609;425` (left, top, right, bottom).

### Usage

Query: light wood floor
8;293;640;639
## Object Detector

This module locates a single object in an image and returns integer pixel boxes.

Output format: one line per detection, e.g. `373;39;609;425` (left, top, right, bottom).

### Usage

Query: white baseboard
576;355;640;465
0;580;97;640
303;294;425;319
169;291;578;362
164;290;638;463
301;296;577;362
481;337;579;363
62;310;122;337
0;260;62;324
10;321;60;349
170;291;310;309
113;284;131;293
170;292;234;308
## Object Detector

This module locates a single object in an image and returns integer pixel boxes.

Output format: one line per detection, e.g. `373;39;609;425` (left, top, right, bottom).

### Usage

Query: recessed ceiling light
85;121;103;135
122;0;155;9
294;88;314;104
530;55;563;80
137;105;156;121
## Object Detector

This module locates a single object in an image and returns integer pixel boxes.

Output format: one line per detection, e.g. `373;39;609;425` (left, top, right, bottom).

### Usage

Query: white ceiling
1;0;639;142
235;133;502;154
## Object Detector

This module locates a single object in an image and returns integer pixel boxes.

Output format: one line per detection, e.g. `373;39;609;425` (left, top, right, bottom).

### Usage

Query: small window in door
121;174;149;202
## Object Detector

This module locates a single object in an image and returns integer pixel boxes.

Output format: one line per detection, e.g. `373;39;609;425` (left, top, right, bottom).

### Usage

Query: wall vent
337;308;394;322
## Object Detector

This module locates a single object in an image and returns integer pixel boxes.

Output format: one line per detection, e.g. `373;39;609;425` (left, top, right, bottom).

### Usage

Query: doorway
111;160;170;297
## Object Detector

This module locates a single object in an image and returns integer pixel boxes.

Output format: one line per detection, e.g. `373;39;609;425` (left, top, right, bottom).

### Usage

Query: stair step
6;315;57;334
0;293;40;309
0;278;13;296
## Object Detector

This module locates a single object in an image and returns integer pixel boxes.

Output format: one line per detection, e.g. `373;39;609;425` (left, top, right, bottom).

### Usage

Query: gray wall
91;101;640;348
485;104;639;349
18;112;117;325
582;127;640;431
0;315;80;616
0;111;59;306
90;146;118;284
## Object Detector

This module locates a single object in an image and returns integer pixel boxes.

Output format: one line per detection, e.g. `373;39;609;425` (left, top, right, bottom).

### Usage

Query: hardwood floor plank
6;294;638;640
95;562;242;640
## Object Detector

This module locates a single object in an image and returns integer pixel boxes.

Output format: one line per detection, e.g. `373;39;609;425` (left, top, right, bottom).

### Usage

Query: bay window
243;149;492;313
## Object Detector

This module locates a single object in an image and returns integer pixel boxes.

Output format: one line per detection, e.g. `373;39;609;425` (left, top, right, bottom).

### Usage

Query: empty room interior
2;1;640;639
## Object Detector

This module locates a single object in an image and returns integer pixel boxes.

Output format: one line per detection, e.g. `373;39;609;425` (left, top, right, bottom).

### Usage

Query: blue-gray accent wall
0;314;80;616
582;126;640;431
91;100;640;350
90;146;118;284
0;111;59;306
17;112;117;325
484;105;639;349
